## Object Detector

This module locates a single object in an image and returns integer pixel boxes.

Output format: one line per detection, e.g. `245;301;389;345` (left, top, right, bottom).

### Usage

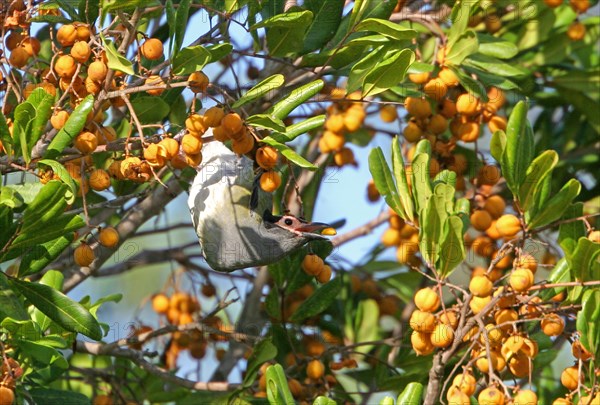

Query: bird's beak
295;222;337;235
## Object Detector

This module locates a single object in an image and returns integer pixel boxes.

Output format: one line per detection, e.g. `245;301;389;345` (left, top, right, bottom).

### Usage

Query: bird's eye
284;218;293;226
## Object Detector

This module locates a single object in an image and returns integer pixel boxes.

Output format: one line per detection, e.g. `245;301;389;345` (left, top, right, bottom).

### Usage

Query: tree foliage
0;0;599;404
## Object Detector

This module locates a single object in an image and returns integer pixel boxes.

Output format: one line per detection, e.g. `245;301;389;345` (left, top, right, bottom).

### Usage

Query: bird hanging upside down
188;138;335;272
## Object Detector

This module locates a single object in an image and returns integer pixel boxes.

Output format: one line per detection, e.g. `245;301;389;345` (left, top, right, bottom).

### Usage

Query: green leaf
362;49;414;98
285;115;325;140
260;136;317;170
9;214;83;253
569;238;600;282
252;11;314;57
449;65;487;100
490;129;506;163
290;277;342;322
165;0;176;56
38;159;77;204
206;43;234;63
233;74;285;108
465;54;528;77
397;382;423;405
313;397;337;405
130;96;170;124
173;0;192;57
391;137;414;222
303;0;344;52
102;38;134;75
0;274;28;321
577;289;600;355
368;147;403;218
411;153;432;215
438;216;466;278
270;79;324;120
420;186;449;265
501;101;533;197
45;95;94;159
445;30;478;66
246;114;286;132
355;18;417;40
477;34;519;59
12;101;35;164
266;364;294;405
519;150;558;212
29;388;90;405
354;299;380;354
0;110;13;156
18;234;74;277
242;339;277;388
79;0;99;24
539;258;570;301
559;203;586;255
9;277;103;340
33;270;64;331
25;88;55;163
528;179;581;230
171;45;211;75
347;46;386;94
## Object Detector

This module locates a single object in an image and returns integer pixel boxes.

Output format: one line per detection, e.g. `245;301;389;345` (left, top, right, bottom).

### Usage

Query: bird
187;137;335;272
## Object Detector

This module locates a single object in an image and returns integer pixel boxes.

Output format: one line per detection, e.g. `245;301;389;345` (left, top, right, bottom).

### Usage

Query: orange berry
494;308;518;329
409;309;436;333
431;323;454;348
456;94;481;116
403;121;423;143
571;340;592;361
140;38;164;60
75;24;91;41
515;253;538;273
469;295;492;314
478;165;502;186
439;67;459;87
469;275;493;297
381;228;402;247
255;146;278;170
74;243;95;267
9;46;29;68
423;77;448;101
509;268;534;292
21;36;41;57
325;113;345;133
54;55;77;78
588;230;600;243
319;130;345;153
74;131;98;154
88;61;108;82
186;114;207;134
51;110;70;130
302;254;324;276
440;98;458;118
57;24;77;47
541;313;565;336
231;132;255;155
487;115;507;134
71;41;91;63
98;226;119;248
457;122;480;142
452;373;476;396
411;331;434;355
439;310;459;330
483;195;506;219
560;366;582;391
570;0;590;13
145;75;165;96
89;169;111;191
159;138;180;159
427;114;448;135
259;170;281;193
544;0;563;6
0;386;15;405
316;264;332;283
405;97;432;119
414;287;441;312
496;214;521;238
203;106;225;127
5;31;23;50
478;387;505;405
221;113;244;135
184;152;203;167
408;72;431;84
188;71;209;93
333;147;356;166
379;105;398;122
567;21;586;41
306;359;325;380
471;210;493;232
181;134;203;155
